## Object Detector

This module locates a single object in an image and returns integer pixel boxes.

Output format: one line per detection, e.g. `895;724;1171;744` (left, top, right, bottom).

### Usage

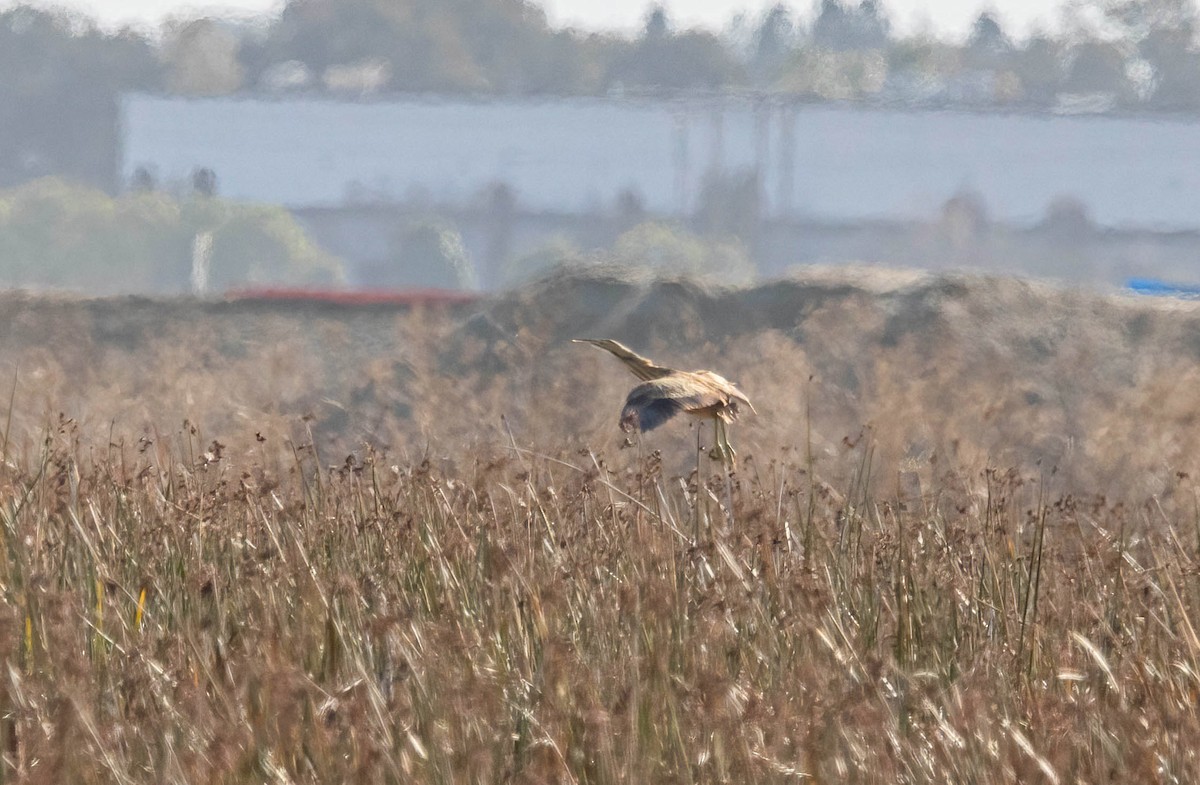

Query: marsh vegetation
1;269;1198;782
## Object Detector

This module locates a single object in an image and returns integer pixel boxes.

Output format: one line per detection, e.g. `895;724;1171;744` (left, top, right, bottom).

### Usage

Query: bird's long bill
572;338;622;352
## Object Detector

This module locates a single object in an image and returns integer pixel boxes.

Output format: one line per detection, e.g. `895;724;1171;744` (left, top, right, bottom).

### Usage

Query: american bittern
574;338;755;464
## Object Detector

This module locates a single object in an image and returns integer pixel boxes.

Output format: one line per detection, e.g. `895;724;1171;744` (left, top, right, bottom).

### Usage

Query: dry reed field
0;268;1199;783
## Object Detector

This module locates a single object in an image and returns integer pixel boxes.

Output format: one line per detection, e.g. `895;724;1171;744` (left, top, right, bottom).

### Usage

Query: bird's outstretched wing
619;373;736;433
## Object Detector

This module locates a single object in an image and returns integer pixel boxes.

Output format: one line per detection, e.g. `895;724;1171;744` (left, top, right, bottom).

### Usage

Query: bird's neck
593;341;676;381
621;354;675;381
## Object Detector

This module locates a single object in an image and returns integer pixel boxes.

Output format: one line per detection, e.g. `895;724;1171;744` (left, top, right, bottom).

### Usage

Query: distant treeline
4;0;1200;191
0;178;341;294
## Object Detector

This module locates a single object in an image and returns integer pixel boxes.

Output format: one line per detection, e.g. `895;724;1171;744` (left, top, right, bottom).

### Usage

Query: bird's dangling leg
708;418;736;466
718;419;737;467
708;418;725;462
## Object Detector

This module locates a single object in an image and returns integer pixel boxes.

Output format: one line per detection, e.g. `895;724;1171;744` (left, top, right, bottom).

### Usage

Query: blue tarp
1127;277;1200;298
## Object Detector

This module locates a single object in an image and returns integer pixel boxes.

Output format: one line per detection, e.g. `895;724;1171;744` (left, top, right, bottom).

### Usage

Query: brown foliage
0;270;1198;781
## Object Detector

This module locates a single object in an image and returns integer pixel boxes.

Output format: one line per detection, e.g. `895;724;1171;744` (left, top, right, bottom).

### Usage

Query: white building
122;93;1200;229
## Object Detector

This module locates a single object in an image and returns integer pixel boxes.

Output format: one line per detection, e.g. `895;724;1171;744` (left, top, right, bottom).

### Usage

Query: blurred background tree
162;18;245;95
1013;34;1067;105
747;4;797;86
501;237;584;288
240;0;604;93
383;220;478;290
610;222;756;285
964;12;1013;69
0;179;342;294
0;7;158;190
811;0;891;51
603;5;742;91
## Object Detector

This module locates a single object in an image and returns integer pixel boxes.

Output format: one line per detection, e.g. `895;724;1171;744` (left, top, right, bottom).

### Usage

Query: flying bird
573;338;755;464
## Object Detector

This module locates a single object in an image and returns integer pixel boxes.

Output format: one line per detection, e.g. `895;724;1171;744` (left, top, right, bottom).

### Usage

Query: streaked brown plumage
573;338;755;463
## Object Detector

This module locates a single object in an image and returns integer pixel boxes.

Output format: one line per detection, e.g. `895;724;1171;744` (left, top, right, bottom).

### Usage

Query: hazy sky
14;0;1060;39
